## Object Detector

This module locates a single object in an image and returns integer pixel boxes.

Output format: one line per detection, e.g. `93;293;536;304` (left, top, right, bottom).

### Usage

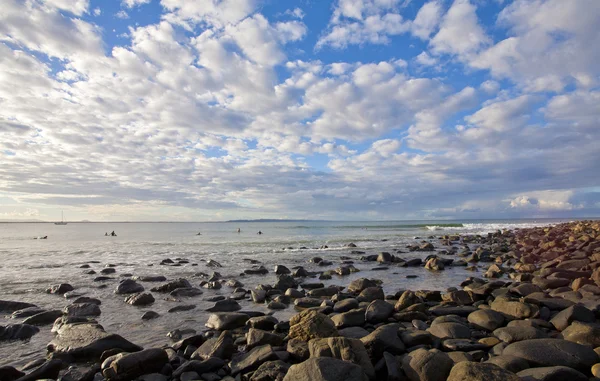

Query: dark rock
245;266;269;275
63;303;101;317
101;348;168;381
132;275;167;282
172;358;225;378
550;304;595;331
365;300;394;323
360;323;405;360
493;326;547;343
22;310;63;326
206;299;241;312
357;287;385;302
275;265;291;275
46;283;74;295
10;307;44;319
247;329;285;349
0;300;37;314
467;309;505;331
247;316;279;331
0;324;39;341
141;311;159;320
503;338;599;370
150;278;192;293
348;278;377;293
274;275;298;291
170;287;203;297
331;308;366;328
125;292;155;306
517;366;588;381
486;355;530;373
168;304;196;313
114;279;144;294
191;331;234;360
252;289;267;303
13;359;62;381
0;366;24;381
428;322;471;340
250;360;290;381
308;336;374;380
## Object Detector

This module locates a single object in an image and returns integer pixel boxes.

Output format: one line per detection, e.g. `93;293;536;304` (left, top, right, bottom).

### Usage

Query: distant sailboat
54;211;67;225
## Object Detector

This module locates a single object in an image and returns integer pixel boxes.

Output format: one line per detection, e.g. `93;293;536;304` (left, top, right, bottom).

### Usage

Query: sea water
0;219;569;366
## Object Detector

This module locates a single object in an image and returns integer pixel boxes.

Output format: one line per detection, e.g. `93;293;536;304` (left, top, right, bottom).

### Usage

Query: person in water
110;231;116;236
257;231;263;235
105;232;108;236
237;228;241;233
196;232;202;235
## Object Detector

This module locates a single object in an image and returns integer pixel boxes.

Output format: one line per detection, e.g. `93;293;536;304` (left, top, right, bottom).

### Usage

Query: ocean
0;219;572;366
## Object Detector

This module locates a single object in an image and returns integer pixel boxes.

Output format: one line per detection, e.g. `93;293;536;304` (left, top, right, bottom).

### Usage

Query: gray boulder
205;313;249;330
0;324;39;341
283;357;369;381
447;361;519;381
517;366;588;381
101;348;168;381
114;279;144;294
402;348;453;381
125;293;155;306
503;338;598;370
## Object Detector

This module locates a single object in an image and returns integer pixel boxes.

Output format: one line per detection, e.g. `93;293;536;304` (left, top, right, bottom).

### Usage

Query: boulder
150;279;192;293
331;309;366;328
490;298;538;320
0;324;39;341
274;275;298;291
560;321;600;347
333;298;359;313
288;310;338;342
360;323;405;360
485;355;529;373
517;366;588;381
348;278;377;293
63;303;101;317
46;283;74;295
503;338;598;370
205;313;250;330
250;360;290;381
283;357;369;381
22;310;63;326
170;287;203;297
229;344;278;376
125;293;155;306
447;361;519;381
101;348;168;381
402;348;453;381
246;329;285;349
172;358;225;378
206;299;241;312
467;309;505;331
287;338;309;361
10;359;62;381
395;291;418;311
549;304;595;331
357;287;384;302
308;337;374;380
191;331;234;360
114;279;144;294
365;300;394;323
493;326;547;343
427;322;471;340
275;265;291;275
47;323;142;361
0;366;24;380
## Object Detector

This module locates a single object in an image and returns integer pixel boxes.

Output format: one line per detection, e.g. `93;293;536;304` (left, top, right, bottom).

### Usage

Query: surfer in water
196;232;202;235
110;231;117;237
105;232;108;236
257;231;263;235
237;228;241;233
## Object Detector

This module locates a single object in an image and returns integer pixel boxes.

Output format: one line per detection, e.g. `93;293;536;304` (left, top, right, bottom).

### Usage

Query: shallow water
0;219;568;366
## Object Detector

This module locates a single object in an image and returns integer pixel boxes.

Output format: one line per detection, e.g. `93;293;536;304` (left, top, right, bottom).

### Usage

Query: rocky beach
2;220;600;380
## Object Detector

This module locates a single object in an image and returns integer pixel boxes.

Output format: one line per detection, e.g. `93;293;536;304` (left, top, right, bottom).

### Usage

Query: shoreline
1;220;600;380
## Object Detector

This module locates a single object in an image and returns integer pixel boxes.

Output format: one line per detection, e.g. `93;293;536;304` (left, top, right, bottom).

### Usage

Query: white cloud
430;0;490;58
42;0;89;16
285;8;305;20
411;1;442;40
93;7;101;16
160;0;257;30
116;10;130;19
317;0;411;49
415;51;437;66
123;0;151;8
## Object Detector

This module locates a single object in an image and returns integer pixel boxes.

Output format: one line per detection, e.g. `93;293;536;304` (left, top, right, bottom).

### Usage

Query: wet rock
247;316;278;331
517;366;588;381
63;303;101;317
0;300;37;313
339;326;370;339
168;304;196;313
295;297;322;308
503;338;599;370
203;281;222;290
13;359;62;381
172;358;225;378
275;265;291;275
101;268;116;274
333;298;359;312
229;344;278;376
402;348;453;381
560;321;600;346
10;307;44;319
206;299;241;312
274;274;298;291
308;336;374;380
73;296;102;305
357;287;385;302
22;310;63;326
395;291;419;311
125;292;155;306
0;365;24;381
467;309;505;331
141;311;159;320
48;323;142;361
150;278;192;293
425;257;444;271
288;310;338;342
101;348;168;381
170;287;203;297
114;279;144;294
365;300;394;323
268;301;287;310
283;357;369;381
308;287;340;297
447;361;519;381
293;267;309;277
205;313;250;330
348;278;378;293
251;289;267;303
132;275;167;282
245;266;269;275
490;298;538;320
46;283;74;295
0;324;39;341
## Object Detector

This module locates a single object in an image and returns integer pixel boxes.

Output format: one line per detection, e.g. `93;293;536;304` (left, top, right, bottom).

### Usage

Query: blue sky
0;0;599;221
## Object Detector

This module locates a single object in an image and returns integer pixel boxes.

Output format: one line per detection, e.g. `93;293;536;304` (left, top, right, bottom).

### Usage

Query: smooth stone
331;308;366;328
206;299;241;312
365;300;394;323
447;361;520;381
132;275;167;282
428;322;471;340
170;287;203;297
517;366;588;381
141;311;159;320
308;337;374;380
10;307;44;319
172;358;225;378
125;293;155;306
467;309;505;331
550;304;595;331
486;355;530;373
493;326;547;343
295;297;323;308
168;305;196;313
441;339;488;352
283;357;369;381
288;310;338;342
503;338;599;370
402;348;453;381
247;316;279;331
0;300;37;313
101;348;168;381
0;324;39;341
63;303;101;317
229;344;278;376
560;321;600;347
339;326;370;339
490;298;538;320
114;279;144;294
150;279;192;293
360;323;405;360
333;298;359;313
22;310;63;326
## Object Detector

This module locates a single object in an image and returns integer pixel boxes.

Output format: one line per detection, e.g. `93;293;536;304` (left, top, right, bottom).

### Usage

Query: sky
0;0;599;222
